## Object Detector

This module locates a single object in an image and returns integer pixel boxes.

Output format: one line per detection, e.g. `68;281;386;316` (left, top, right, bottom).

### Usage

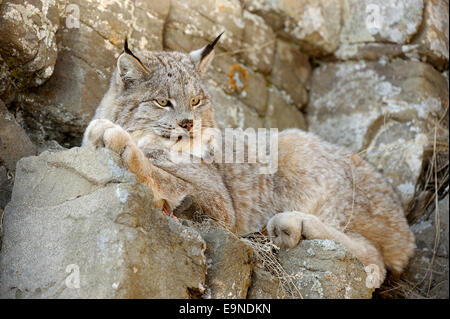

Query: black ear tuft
117;38;151;87
124;38;131;55
201;32;224;60
123;38;144;66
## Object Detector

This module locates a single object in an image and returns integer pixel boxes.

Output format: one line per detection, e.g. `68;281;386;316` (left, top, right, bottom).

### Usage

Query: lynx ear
117;39;150;88
189;32;223;76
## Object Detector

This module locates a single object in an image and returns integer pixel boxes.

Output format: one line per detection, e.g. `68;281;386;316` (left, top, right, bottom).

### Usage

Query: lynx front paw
83;119;133;155
267;212;324;248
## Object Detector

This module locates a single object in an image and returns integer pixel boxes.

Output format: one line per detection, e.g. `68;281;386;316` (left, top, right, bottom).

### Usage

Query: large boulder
278;240;372;299
306;59;448;207
0;0;59;103
247;239;373;299
0;147;208;298
190;220;254;299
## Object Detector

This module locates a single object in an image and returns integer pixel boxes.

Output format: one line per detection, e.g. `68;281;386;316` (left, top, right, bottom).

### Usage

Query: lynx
83;35;415;289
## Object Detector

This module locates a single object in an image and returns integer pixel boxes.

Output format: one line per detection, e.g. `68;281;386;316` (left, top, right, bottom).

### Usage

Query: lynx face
104;35;222;155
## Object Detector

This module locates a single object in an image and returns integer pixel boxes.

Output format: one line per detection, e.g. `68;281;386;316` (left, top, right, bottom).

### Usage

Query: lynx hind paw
84;119;133;154
364;264;385;289
267;212;304;249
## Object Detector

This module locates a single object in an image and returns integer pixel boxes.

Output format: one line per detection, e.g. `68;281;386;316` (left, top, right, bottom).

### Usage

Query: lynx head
103;34;223;156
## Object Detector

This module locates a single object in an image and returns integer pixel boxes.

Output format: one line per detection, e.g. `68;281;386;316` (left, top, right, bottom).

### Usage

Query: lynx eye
190;97;201;107
154;99;172;108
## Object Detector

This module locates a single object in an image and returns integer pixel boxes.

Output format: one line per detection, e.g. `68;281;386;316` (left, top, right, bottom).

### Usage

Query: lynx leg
84;119;188;215
267;211;386;288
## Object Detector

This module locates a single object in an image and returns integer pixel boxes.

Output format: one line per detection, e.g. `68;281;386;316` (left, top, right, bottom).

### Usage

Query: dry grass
241;232;304;299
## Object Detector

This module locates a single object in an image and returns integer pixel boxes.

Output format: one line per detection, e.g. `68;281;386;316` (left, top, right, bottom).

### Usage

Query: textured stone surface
247;264;288;299
278;240;372;299
16;0;169;146
411;0;449;71
0;56;14;105
241;10;276;74
245;0;343;57
0;147;207;298
334;42;416;62
335;0;448;71
0;0;59;101
306;59;448;205
264;86;307;131
166;0;244;52
0;166;11;211
340;0;423;45
270;40;310;110
192;220;254;299
247;239;372;299
0;207;3;250
0;100;37;209
207;84;265;130
405;195;449;299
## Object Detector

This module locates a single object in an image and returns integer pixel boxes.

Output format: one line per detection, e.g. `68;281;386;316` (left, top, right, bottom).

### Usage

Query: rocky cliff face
0;0;448;299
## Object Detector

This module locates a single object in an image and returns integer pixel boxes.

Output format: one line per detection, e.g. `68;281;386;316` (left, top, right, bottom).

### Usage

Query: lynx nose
178;119;193;131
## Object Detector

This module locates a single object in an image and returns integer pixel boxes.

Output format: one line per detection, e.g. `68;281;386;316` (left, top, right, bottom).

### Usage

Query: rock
246;0;342;57
247;239;372;299
334;0;448;71
278;239;372;299
174;199;256;299
247;264;288;299
236;66;269;116
0;166;11;211
0;146;207;298
191;220;254;299
0;0;59;94
340;0;423;45
165;0;244;54
270;40;310;110
207;55;269;116
0;101;37;172
0;100;37;209
61;0;169;51
264;86;307;131
404;195;449;298
35;139;67;155
306;59;448;206
333;42;417;62
16;0;169;147
0;55;15;105
411;0;449;71
240;10;276;75
0;207;3;250
207;83;265;130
